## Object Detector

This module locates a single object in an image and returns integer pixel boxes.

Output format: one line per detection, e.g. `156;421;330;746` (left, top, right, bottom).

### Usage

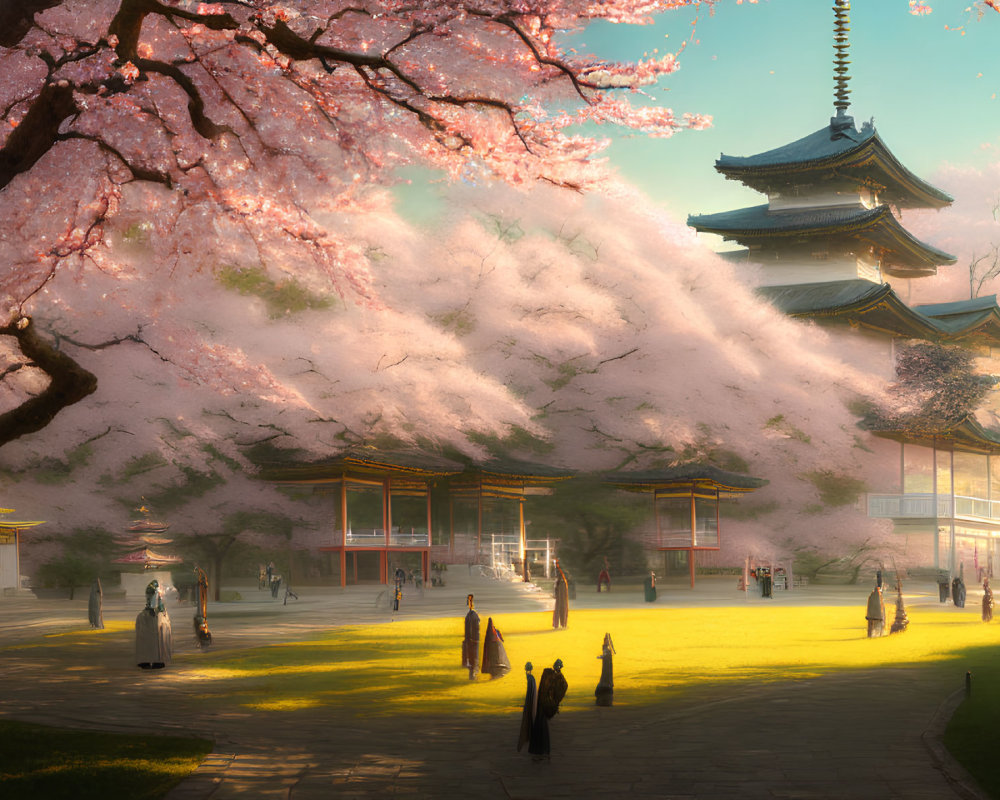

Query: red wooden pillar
383;478;391;584
339;479;348;588
689;486;697;589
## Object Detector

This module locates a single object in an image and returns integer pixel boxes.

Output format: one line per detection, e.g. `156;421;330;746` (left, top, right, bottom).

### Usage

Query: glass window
450;495;480;557
656;495;691;548
389;492;427;539
936;450;952;495
694;497;719;548
482;496;520;538
954;452;988;499
345;481;383;540
903;444;934;494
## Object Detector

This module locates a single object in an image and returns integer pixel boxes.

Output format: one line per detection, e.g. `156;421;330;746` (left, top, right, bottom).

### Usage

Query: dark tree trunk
0;318;97;447
212;554;224;602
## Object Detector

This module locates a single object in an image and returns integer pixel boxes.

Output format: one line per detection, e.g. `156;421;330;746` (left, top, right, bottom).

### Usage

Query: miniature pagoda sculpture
688;0;955;291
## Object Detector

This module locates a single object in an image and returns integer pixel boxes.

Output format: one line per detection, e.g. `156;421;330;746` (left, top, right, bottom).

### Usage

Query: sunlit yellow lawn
165;603;998;718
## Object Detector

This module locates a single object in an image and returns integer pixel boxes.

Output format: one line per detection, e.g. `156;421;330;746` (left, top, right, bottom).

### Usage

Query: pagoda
687;0;1000;579
688;1;956;294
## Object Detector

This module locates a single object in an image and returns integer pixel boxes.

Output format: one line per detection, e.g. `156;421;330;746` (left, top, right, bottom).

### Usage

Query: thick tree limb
0;0;63;47
0;317;97;447
0;82;77;190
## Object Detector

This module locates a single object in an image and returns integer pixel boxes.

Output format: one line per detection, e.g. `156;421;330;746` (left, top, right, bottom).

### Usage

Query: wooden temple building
263;447;767;587
261;449;572;586
688;0;1000;578
605;466;768;587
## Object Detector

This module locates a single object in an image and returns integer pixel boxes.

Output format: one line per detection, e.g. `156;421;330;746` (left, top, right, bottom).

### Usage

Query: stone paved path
0;574;991;799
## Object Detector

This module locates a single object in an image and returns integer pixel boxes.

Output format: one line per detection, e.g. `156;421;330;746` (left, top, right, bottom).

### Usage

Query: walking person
529;659;568;759
88;577;104;630
193;565;212;647
481;617;511;679
983;577;994;622
866;583;885;638
463;594;480;679
552;560;569;629
643;571;657;602
953;563;967;608
517;662;537;753
597;557;611;593
595;633;615;706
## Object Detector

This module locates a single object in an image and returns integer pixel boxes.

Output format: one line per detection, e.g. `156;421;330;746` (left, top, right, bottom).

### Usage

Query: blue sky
581;0;999;222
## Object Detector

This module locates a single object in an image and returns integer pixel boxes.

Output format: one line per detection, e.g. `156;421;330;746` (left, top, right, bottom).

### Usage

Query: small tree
35;526;116;598
526;475;651;580
179;511;295;600
969;243;1000;299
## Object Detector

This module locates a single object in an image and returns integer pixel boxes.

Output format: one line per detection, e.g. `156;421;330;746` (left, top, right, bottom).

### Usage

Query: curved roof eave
870;416;1000;455
604;464;768;493
758;280;1000;346
688;204;956;269
757;280;943;339
716;123;953;209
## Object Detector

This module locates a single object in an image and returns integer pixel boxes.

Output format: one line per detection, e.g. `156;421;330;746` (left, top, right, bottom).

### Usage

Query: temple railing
867;493;1000;521
342;529;430;547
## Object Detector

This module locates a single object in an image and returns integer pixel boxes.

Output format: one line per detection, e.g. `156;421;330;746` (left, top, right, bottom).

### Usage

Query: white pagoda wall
755;254;881;287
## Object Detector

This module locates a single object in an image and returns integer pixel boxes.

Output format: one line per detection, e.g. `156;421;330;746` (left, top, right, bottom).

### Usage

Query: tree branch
0;317;97;447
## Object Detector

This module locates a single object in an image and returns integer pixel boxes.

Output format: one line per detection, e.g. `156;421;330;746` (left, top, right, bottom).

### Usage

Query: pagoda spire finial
833;0;852;118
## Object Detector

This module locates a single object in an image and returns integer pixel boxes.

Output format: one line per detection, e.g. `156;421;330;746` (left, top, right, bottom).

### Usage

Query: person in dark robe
136;579;172;669
760;567;773;599
937;569;951;603
88;577;104;630
643;571;657;602
481;617;511;678
865;584;885;638
595;633;615;706
953;564;967;608
529;659;568;759
597;557;611;593
517;662;537;752
552;560;569;629
463;594;480;679
193;565;212;647
983;577;994;622
889;580;909;634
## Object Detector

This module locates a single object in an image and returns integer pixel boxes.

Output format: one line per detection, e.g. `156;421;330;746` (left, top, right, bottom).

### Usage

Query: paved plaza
0;572;992;799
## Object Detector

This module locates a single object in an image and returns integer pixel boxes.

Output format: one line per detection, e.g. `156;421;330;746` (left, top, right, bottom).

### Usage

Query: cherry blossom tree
0;0;947;574
1;0;721;448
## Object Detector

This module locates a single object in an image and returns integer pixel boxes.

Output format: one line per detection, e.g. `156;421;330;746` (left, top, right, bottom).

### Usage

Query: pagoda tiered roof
714;118;953;209
758;280;1000;346
914;295;1000;342
687;203;956;275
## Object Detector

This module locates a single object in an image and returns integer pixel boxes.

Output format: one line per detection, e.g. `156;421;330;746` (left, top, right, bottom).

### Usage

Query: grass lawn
5;600;1000;797
0;718;212;800
942;642;1000;799
181;604;998;715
